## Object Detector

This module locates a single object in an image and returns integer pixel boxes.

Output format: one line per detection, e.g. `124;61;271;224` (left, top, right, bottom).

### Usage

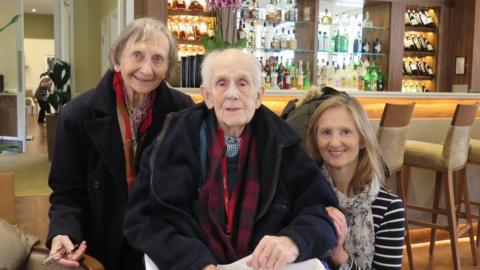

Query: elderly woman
34;77;52;123
124;49;338;270
305;88;405;270
46;18;193;270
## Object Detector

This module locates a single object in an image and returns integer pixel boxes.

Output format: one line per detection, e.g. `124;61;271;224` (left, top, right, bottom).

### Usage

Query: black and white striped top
343;187;405;270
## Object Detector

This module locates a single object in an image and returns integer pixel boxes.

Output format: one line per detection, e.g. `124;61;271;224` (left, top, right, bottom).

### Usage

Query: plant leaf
233;38;248;48
0;14;21;32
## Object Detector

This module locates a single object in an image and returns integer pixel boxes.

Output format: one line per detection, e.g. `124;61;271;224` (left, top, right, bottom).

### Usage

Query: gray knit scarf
322;165;380;270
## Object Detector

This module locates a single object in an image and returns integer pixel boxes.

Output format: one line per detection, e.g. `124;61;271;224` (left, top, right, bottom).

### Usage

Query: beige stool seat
469;139;480;161
403;103;478;270
377;102;415;270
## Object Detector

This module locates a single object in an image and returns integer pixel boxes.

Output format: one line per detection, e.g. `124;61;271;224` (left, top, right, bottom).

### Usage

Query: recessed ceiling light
32;8;37;12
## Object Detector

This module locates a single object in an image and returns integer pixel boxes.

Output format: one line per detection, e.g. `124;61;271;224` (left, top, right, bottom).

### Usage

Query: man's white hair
200;49;262;91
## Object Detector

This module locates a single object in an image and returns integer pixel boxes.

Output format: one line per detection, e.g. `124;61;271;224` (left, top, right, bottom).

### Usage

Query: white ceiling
24;0;54;15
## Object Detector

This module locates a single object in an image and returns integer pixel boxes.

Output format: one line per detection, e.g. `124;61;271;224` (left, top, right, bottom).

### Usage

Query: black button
93;180;101;189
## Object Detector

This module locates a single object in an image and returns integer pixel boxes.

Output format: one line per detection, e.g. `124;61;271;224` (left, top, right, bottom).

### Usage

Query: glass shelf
246;48;315;53
317;51;386;57
318;23;389;31
241;18;314;25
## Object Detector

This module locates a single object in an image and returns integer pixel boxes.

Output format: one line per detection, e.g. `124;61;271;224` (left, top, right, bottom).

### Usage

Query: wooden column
472;0;480;92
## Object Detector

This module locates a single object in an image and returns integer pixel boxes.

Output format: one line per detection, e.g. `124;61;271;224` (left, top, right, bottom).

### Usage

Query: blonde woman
305;88;405;270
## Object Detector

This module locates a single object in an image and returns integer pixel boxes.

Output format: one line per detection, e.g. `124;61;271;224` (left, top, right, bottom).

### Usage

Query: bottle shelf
317;51;386;57
176;39;204;46
404;50;435;57
402;75;435;80
242;18;314;25
168;9;214;17
405;26;436;33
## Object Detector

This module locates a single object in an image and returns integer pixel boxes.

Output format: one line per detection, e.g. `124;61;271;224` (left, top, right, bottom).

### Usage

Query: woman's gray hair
201;49;262;91
109;17;178;76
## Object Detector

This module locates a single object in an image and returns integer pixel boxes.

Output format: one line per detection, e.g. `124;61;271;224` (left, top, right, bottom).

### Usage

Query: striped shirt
343;187;405;270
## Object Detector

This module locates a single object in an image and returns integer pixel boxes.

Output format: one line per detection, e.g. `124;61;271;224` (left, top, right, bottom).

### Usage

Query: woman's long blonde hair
306;92;385;194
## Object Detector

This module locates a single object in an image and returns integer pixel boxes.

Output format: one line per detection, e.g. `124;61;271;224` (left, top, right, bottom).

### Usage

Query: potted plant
40;58;71;160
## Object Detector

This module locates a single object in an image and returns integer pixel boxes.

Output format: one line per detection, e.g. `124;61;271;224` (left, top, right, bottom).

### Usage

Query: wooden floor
22;111;480;269
402;238;480;269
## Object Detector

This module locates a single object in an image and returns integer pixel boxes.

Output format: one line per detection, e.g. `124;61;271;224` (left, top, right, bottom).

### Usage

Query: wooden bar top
178;88;480;119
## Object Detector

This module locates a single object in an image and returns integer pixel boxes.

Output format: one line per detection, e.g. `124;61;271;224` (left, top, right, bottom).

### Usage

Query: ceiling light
32;8;37;12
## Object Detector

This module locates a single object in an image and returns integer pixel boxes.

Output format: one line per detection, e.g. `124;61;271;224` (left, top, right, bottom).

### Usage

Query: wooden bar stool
402;104;478;270
467;139;480;246
377;102;415;270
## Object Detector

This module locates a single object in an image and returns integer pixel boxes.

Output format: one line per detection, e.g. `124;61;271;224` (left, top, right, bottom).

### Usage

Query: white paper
218;255;326;270
145;254;326;270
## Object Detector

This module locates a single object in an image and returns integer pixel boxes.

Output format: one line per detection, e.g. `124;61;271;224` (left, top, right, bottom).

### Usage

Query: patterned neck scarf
322;164;380;270
112;72;156;191
199;114;260;263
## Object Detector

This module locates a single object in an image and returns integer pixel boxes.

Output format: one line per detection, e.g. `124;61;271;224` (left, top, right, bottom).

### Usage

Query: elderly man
124;49;338;270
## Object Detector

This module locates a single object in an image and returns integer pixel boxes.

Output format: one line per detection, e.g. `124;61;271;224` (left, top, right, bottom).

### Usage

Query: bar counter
180;87;480;228
179;88;480;119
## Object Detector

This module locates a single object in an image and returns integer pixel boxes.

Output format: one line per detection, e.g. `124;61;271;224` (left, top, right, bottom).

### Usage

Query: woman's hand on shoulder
326;207;349;266
246;235;299;270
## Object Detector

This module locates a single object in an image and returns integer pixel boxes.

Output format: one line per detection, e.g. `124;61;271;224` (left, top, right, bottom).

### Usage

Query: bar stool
402;104;478;270
376;102;415;270
467;139;480;246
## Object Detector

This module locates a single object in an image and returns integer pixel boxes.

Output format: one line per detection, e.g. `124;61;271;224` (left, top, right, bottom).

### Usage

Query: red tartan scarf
199;116;260;263
112;72;156;191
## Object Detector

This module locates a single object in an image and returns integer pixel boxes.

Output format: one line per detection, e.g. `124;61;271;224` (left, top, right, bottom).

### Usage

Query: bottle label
374;44;381;53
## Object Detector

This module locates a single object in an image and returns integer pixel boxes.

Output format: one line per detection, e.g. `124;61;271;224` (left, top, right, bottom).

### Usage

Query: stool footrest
408;219;449;230
406;204;449;215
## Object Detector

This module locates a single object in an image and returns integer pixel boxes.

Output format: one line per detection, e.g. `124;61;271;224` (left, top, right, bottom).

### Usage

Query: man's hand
246;235;299;270
203;264;217;270
326;207;349;266
49;235;87;267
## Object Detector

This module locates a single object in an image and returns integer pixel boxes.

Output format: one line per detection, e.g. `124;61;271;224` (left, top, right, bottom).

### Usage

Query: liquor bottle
376;67;384;91
403;60;412;75
321;9;332;24
414;9;423;26
288;30;297;49
373;38;381;54
263;58;271;88
248;22;256;48
249;0;259;19
425;39;434;51
424;10;435;28
323;32;330;52
237;21;246;40
207;19;215;37
417;58;426;75
261;22;268;48
409;58;419;75
425;63;434;76
353;32;362;53
296;60;304;90
277;59;284;89
362;11;373;27
317;31;323;51
176;0;186;10
409;10;419;26
342;31;349;52
370;65;378;91
419;10;430;26
270;61;278;89
333;31;340;52
418;34;427;50
405;9;411;25
412;35;422;50
304;61;311;90
403;36;411;50
280;28;287;49
284;59;291;90
362;38;370;53
364;66;372;91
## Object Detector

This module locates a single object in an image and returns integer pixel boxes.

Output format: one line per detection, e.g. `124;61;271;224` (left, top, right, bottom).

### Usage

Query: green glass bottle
304;61;312;90
371;66;378;91
364;67;372;91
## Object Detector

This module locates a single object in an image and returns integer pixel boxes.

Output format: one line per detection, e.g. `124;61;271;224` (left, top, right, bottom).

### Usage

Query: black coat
46;70;193;270
124;103;339;270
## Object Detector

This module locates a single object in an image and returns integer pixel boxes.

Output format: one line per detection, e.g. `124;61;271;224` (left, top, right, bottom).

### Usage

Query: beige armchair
0;172;104;270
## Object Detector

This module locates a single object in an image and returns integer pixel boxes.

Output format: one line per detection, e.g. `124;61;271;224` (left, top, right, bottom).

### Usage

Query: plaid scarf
199;114;260;263
112;72;156;191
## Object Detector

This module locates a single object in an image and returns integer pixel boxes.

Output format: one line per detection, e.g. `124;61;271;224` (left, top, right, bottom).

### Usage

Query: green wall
24;14;53;39
73;0;117;93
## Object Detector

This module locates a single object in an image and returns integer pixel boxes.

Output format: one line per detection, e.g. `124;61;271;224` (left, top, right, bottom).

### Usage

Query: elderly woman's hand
326;207;349;266
246;235;299;270
49;235;87;267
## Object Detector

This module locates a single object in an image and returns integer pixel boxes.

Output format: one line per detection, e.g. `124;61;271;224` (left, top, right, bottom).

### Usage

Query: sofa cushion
0;218;39;270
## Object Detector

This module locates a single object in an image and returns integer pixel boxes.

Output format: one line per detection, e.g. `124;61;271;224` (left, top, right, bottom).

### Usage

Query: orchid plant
201;0;247;52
